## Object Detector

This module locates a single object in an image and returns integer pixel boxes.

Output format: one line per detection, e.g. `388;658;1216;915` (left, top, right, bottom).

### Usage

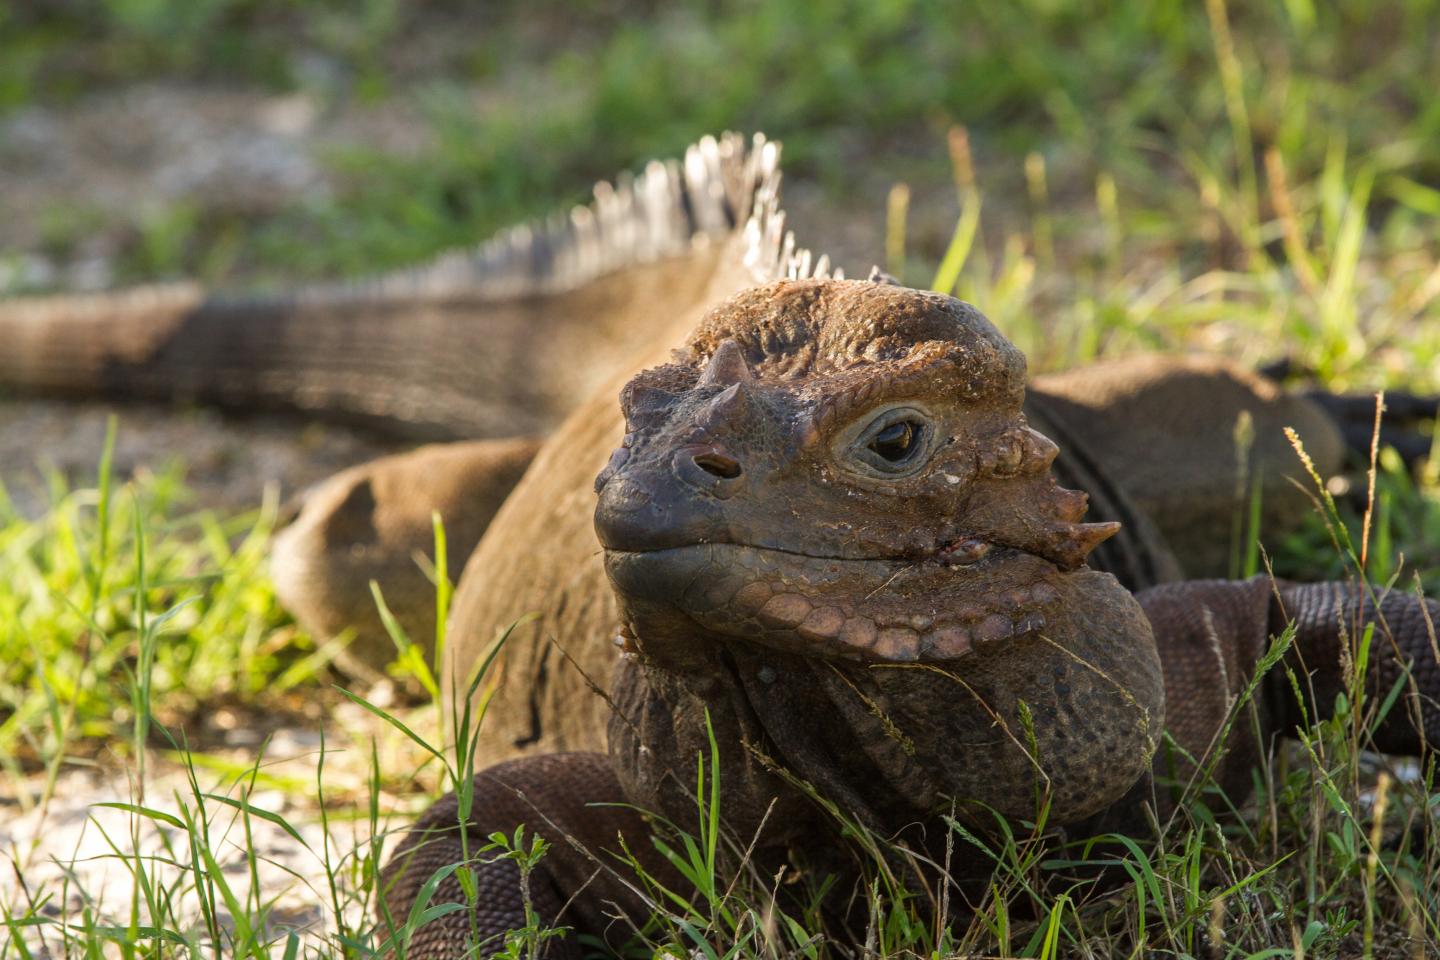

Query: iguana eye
871;421;917;462
848;407;933;476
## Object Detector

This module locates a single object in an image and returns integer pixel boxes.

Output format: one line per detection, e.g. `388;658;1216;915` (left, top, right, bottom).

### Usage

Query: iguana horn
1041;519;1122;570
697;339;755;387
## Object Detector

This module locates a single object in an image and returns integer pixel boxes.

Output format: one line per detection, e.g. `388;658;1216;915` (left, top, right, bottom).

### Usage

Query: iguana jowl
3;134;1438;956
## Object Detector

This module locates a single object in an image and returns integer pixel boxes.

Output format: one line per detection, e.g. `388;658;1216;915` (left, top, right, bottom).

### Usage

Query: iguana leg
1029;354;1346;578
1136;578;1440;802
378;752;670;959
271;437;542;673
1297;388;1438;468
1258;359;1438;467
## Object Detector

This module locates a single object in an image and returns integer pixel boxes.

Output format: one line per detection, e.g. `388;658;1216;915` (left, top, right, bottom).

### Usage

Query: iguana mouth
608;532;994;566
603;539;1065;663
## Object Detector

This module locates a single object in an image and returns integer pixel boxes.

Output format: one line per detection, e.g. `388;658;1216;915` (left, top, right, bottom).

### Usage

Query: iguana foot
1299;388;1437;468
378;752;673;959
271;437;541;673
1258;359;1437;468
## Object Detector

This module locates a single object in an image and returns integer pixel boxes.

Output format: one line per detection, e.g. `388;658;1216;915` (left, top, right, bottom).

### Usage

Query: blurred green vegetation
5;0;1439;294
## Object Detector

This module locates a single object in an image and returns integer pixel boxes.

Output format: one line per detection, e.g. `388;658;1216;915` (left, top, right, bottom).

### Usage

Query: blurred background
3;1;1437;363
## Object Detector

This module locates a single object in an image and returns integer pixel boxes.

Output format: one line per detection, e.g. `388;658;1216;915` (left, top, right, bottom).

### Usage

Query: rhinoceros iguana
383;276;1440;958
2;133;1437;957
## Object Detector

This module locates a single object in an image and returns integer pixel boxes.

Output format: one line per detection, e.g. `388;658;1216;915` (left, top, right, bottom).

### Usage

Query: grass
3;0;1440;956
0;421;328;780
2;451;1437;957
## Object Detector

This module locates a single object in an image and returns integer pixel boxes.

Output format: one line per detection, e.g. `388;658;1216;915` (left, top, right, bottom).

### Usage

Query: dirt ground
0;696;433;950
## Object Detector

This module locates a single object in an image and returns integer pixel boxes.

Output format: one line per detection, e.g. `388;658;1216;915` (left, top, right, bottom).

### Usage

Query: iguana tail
0;134;781;440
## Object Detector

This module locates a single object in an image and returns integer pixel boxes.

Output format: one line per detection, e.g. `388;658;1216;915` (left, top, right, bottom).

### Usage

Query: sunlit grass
4;462;1436;956
0;421;320;783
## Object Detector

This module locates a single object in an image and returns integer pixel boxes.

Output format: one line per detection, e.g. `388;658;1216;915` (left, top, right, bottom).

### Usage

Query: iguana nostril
693;451;742;479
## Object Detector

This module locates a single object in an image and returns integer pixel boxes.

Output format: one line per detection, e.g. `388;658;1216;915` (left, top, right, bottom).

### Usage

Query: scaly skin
380;280;1440;957
4;133;1435;952
270;437;542;671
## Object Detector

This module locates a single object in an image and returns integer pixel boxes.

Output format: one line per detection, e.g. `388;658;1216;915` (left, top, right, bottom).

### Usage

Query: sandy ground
0;694;439;953
2;752;348;950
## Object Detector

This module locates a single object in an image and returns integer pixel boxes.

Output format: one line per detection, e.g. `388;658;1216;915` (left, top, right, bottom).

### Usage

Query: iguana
2;134;1437;955
382;277;1440;958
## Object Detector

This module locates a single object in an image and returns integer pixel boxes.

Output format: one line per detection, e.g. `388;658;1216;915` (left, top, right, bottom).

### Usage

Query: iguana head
595;278;1164;827
595;278;1120;664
